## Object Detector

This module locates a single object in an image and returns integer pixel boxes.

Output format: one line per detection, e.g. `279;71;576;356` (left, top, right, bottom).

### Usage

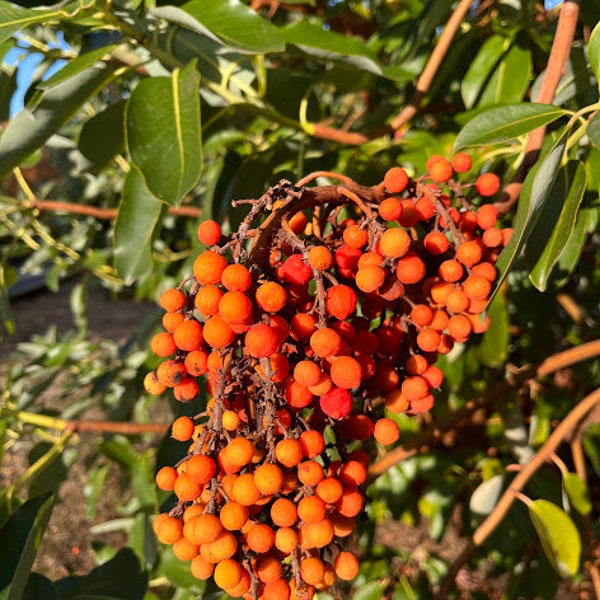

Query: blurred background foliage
0;0;599;598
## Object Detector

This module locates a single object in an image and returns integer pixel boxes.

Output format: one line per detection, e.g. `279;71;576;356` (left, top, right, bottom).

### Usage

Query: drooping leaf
494;132;567;294
78;100;126;169
454;104;567;149
527;161;586;290
114;167;165;284
563;473;592;516
556;200;596;277
180;0;285;53
0;493;54;600
528;499;581;577
0;62;119;178
588;20;600;82
126;61;202;206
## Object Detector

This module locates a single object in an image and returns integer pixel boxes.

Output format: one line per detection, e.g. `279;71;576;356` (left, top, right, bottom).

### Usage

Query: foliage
1;0;599;599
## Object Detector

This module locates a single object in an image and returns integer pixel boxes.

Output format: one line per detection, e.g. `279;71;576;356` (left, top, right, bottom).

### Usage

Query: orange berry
174;377;200;403
200;530;238;563
378;197;403;221
383;166;409;193
254;463;284;495
358;251;384;269
448;314;472;339
294;360;322;387
415;195;436;220
162;311;185;333
255;281;287;313
475;172;500;196
456;240;483;267
185;454;216;485
316;477;343;504
156;359;187;387
398;199;420;228
219;501;248;531
452;152;472;173
245;323;280;358
439;259;464;283
310;328;342;357
275;527;299;554
221;410;241;432
171;415;195;441
471;262;497;282
335;487;364;517
482;227;503;248
379;228;411;258
173;319;204;351
184;349;208;376
154;514;183;544
343;224;369;249
193;250;228;285
194;285;224;317
280;254;312;286
410;394;435;413
232;473;260;506
401;375;429;401
214;558;243;591
263;578;291;600
300;557;325;586
308;372;333;396
416;328;441;353
463;275;492;301
307;245;333;271
477;204;498;229
156;465;178;491
298;519;335;549
190;555;215;580
275;438;303;468
221;263;251;292
257;556;283;584
297;460;324;487
330;356;362;389
424;231;449;255
339;460;367;487
246;523;275;553
160;288;186;312
271;497;298;527
334;551;360;581
291;312;317;340
337;414;374;440
203;315;236;348
422;365;444;388
330;513;356;538
431;309;450;331
219;291;253;325
411;304;433;327
427;156;453;183
144;370;167;395
151;332;177;357
172;536;199;561
355;265;386;292
405;354;429;375
445;288;469;314
174;473;201;502
319;387;353;419
325;285;357;320
285;379;314;409
227;438;255;469
197;219;222;246
298;495;327;523
374;418;400;445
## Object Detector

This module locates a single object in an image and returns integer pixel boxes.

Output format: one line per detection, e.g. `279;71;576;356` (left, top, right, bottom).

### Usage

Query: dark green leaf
563;473;592;516
556;200;595;276
54;548;148;600
528;499;581;577
39;44;119;89
494;133;567;294
528;161;586;291
455;104;566;149
126;62;202;206
114;167;165;284
98;435;137;468
0;68;17;121
0;493;54;600
476;291;509;366
588;20;600;82
0;63;119;178
157;546;199;589
79;101;126;169
586;111;600;149
583;424;600;477
180;0;284;53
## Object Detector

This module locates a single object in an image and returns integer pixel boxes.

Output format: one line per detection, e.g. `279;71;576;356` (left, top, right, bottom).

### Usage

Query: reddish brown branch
495;0;580;214
390;0;473;131
311;123;369;146
30;199;202;220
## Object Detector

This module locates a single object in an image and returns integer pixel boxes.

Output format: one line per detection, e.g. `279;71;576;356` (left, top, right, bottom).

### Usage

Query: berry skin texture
379;228;411;258
325;285;357;320
160;288;187;312
374;418;400;445
452;153;472;173
427;156;453;183
151;332;177;358
475;172;501;196
255;281;287;313
320;387;353;419
330;356;362;389
197;220;222;246
171;416;195;441
245;323;280;358
383;166;409;193
193;250;227;285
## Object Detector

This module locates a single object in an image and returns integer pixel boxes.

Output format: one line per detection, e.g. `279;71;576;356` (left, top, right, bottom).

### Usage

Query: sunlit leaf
588;20;600;82
470;475;505;516
563;473;592;516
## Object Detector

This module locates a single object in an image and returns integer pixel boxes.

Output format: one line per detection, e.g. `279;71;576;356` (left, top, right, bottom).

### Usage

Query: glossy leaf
39;44;119;89
588;20;600;82
0;493;54;600
0;63;119;178
78;101;126;169
563;473;592;516
586;111;600;149
462;35;531;109
476;291;509;366
494;133;567;294
180;0;284;53
0;68;17;121
527;161;586;290
126;62;202;206
114;167;165;284
528;499;581;577
469;474;505;516
454;104;566;149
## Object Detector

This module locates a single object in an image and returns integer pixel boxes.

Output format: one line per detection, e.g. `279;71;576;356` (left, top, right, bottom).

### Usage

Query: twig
495;0;581;214
368;338;600;478
308;122;369;146
434;386;600;598
390;0;473;131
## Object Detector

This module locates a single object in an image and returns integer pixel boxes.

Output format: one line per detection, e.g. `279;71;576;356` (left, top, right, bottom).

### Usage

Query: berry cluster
146;155;509;600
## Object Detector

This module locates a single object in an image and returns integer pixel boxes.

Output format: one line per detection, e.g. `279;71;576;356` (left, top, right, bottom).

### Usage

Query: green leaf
352;581;385;600
114;166;165;284
583;424;600;477
563;473;592;516
527;161;586;291
0;68;17;121
0;493;54;600
79;101;126;169
157;546;199;589
0;63;119;178
586;111;600;150
476;291;509;366
54;548;148;600
528;499;581;577
462;35;531;109
98;435;137;469
588;20;600;82
454;103;567;149
494;132;567;293
469;474;505;516
126;62;202;206
180;0;284;53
